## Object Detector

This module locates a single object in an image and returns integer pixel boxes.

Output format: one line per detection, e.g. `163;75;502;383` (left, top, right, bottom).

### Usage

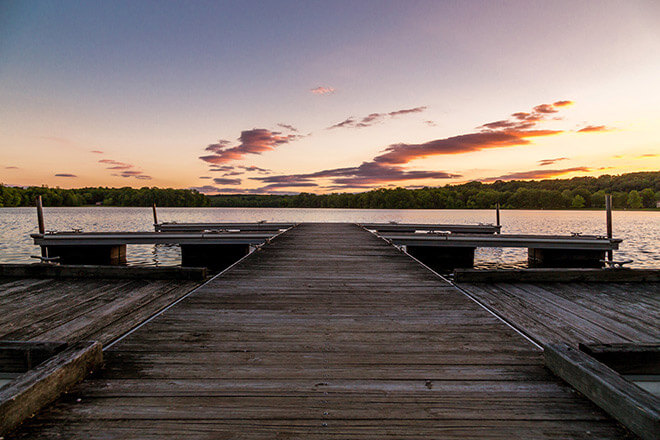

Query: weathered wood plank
0;264;207;280
454;268;660;283
545;343;659;440
0;341;102;436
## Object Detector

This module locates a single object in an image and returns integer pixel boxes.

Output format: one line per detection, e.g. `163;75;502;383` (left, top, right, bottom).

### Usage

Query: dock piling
605;195;613;261
496;203;501;234
152;203;158;229
36;196;47;258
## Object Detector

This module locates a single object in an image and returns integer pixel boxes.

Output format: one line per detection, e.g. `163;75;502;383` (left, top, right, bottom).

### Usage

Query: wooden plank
459;281;659;347
0;264;207;280
0;341;102;436
31;231;275;246
454;268;660;283
545;343;660;440
382;233;621;250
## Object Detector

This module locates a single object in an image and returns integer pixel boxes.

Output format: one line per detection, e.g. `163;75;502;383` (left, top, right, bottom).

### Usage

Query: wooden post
605;195;613;261
495;203;501;233
36;196;45;234
36;196;47;258
152;203;158;228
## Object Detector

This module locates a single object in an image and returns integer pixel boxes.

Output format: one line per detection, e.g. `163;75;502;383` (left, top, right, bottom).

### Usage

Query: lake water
1;207;658;268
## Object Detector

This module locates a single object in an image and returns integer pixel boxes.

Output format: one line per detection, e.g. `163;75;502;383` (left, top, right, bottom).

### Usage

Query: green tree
571;194;586;208
627;190;643;209
640;188;656;208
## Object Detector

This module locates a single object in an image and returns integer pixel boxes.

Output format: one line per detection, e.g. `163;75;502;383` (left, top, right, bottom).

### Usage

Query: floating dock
6;223;644;439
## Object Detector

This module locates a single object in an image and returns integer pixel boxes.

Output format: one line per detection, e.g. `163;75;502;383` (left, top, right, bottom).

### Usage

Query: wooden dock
456;279;659;348
9;223;632;439
0;277;199;346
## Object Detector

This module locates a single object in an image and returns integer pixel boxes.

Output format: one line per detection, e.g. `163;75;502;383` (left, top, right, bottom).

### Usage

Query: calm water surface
0;207;658;268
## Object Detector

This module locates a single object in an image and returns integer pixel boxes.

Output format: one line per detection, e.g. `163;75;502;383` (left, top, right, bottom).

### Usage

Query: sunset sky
1;0;659;194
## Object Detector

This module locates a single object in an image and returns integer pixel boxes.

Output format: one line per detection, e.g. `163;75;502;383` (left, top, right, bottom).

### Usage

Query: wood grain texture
0;277;199;345
9;224;632;439
458;280;660;347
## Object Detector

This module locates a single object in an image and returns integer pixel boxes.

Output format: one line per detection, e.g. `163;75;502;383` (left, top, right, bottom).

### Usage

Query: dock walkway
11;224;631;439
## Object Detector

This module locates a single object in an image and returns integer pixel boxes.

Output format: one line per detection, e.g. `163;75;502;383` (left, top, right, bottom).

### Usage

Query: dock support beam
43;245;127;265
180;244;250;270
528;248;605;268
407;246;475;271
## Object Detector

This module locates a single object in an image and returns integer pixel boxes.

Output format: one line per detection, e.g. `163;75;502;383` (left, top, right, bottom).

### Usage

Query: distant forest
1;171;658;209
0;186;209;207
209;172;660;210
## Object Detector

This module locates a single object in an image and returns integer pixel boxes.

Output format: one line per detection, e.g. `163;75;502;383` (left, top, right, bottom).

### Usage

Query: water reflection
0;207;658;268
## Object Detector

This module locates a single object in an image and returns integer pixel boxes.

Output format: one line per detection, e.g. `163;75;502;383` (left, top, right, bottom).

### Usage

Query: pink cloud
310;86;335;95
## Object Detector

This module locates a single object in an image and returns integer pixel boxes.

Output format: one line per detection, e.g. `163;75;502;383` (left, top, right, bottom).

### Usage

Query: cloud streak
538;157;569;166
213;177;242;185
328;106;427;130
577;125;609;133
251;162;459;188
54;173;77;177
310;86;335;95
373;101;577;165
482;167;591;182
200;128;301;165
99;159;152;180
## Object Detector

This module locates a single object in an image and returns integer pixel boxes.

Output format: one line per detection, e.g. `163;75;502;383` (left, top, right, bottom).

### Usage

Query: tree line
209;172;660;209
0;186;209;207
1;171;658;209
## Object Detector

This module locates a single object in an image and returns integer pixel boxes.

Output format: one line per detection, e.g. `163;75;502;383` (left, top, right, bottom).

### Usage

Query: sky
1;0;659;194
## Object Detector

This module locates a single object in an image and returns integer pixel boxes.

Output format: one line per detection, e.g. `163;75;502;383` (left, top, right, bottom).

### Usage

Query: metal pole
152;203;158;228
605;194;613;261
495;203;501;234
36;196;47;258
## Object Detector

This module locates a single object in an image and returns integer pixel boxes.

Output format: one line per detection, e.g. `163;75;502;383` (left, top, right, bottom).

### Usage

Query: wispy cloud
577;125;609;133
199;176;212;179
277;123;298;132
200;129;302;165
54;173;77;177
310;86;335;95
4;166;19;169
328;106;427;130
481;167;591;182
251;162;459;188
112;170;152;180
538;157;569;166
213;177;242;185
90;150;104;154
99;159;133;170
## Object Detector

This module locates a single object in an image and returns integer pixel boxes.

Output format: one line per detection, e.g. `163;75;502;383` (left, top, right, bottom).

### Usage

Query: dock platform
9;223;632;439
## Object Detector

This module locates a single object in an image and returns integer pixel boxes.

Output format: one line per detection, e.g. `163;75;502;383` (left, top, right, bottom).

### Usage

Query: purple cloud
328;106;427;130
200;129;301;164
538;157;569;166
213;177;242;185
54;173;77;177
